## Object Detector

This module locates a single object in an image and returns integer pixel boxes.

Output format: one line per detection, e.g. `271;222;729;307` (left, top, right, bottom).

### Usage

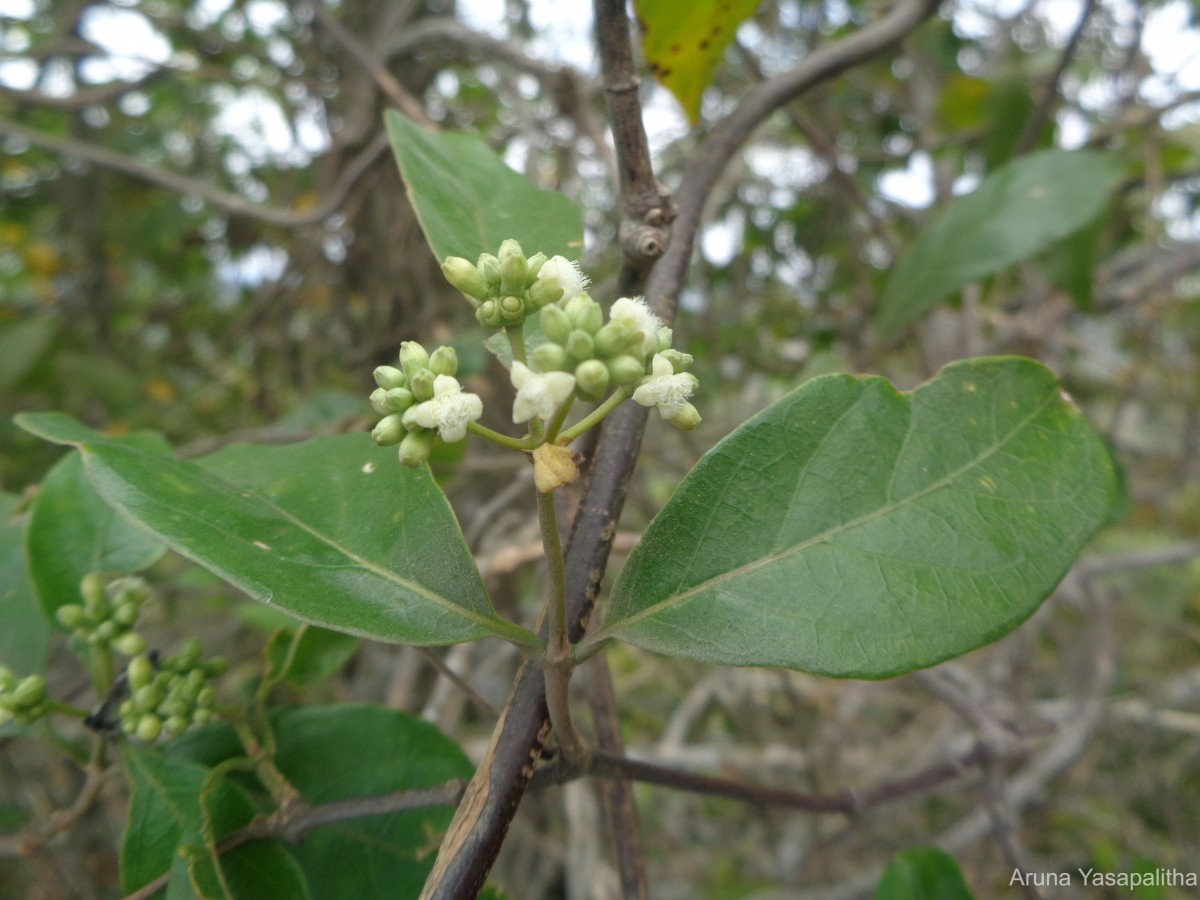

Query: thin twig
1014;0;1098;155
0;740;110;859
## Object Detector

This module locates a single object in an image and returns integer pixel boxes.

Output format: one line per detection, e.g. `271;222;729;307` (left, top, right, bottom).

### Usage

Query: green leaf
0;316;56;391
597;358;1115;678
384;109;582;262
266;624;361;687
26;443;167;623
875;847;976;899
635;0;760;124
271;705;472;899
875;150;1124;336
16;413;539;649
0;493;49;674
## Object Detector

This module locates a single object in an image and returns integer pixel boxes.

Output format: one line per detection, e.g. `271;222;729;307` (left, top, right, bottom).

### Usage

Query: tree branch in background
1015;0;1098;155
0;115;388;227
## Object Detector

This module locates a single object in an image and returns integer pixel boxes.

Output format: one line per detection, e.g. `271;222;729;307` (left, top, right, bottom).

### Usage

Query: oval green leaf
0;493;49;674
15;413;538;650
875;150;1124;336
595;358;1115;677
385;109;582;262
875;847;975;900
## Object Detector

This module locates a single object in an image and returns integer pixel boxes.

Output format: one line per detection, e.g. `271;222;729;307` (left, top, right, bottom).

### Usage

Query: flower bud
669;402;702;431
13;675;46;707
477;253;502;287
574;360;610;400
197;686;216;707
56;604;85;630
659;349;694;371
593;322;637;358
373;365;406;390
498;239;527;294
527;277;564;309
96;621;117;641
409;369;436;402
162;698;190;719
80;572;107;608
499;295;525;326
178;638;203;669
565;330;595;363
565;295;603;334
368;388;389;416
113;602;139;627
530;342;569;372
524;251;547;285
540;305;573;345
163;715;189;738
656;327;674;353
399;342;430;379
0;666;15;691
441;256;490;301
398;430;436;468
112;631;147;657
135;684;163;710
607;355;646;386
385;387;414;412
136;714;162;742
128;655;155;690
476;299;503;329
372;414;406;446
203;658;228;677
193;708;214;727
429;346;458;377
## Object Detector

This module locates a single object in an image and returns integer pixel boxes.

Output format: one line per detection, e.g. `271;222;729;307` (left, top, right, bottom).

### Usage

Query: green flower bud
399;341;430;379
119;699;135;718
163;715;189;738
162;698;190;719
113;602;139;627
476;299;503;329
565;330;595;363
185;668;206;690
409;369;436;402
574;360;610;400
498;239;527;294
385;387;414;412
0;694;18;713
369;388;391;416
593;322;637;358
203;658;228;678
56;604;85;630
477;253;502;287
197;686;216;708
429;346;458;377
134;684;164;711
0;666;15;691
178;639;203;670
95;621;117;642
112;578;149;608
656;327;674;354
112;631;147;657
13;675;46;708
669;402;702;431
607;355;646;386
524;251;547;285
128;655;155;691
527;277;564;309
565;295;603;334
540;305;573;345
136;714;162;742
659;349;694;371
530;342;569;372
499;295;525;326
373;365;406;390
80;572;107;608
193;708;214;727
372;414;406;447
398;430;436;468
441;256;490;301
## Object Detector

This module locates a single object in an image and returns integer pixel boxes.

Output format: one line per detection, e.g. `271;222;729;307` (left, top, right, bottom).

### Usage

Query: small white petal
609;297;662;356
511;364;577;423
632;354;697;420
410;376;483;442
537;256;589;302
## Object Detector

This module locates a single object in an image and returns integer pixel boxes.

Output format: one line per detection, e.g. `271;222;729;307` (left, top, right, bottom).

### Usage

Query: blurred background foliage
2;0;1200;896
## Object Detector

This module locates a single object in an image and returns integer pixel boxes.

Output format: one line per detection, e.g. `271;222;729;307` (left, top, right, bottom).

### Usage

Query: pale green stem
556;387;632;445
543;395;576;444
46;700;89;720
467;422;540;452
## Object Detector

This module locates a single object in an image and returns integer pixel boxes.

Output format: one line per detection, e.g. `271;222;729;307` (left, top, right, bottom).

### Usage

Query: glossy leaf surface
16;414;537;649
598;358;1115;677
875;150;1123;336
0;493;48;673
875;847;976;899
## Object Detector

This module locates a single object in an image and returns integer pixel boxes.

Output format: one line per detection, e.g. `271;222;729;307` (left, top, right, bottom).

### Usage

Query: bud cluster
117;640;226;742
369;341;483;467
55;573;151;657
0;668;48;726
442;239;589;330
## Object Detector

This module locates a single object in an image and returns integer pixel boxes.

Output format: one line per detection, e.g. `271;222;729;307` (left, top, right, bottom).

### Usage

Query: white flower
609;296;662;356
409;375;483;442
511;361;576;423
537;256;589;302
633;354;698;420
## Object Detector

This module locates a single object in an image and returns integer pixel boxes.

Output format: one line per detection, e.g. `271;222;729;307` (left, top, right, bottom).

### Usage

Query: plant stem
543;395;576;444
536;488;588;766
46;700;89;720
466;421;539;452
556;387;631;445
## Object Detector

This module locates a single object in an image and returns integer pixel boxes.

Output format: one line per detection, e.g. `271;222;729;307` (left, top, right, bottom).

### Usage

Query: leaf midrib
602;385;1057;637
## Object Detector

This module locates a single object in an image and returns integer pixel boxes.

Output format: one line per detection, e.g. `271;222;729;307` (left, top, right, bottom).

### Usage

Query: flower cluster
369;341;483;467
0;669;48;726
442;239;589;330
56;573;151;657
117;640;225;742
